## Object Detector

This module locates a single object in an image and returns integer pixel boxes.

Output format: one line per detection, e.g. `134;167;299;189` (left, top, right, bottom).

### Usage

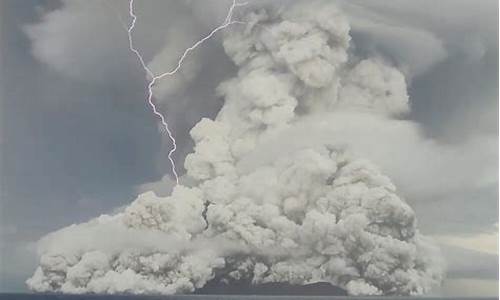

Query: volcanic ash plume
27;1;443;296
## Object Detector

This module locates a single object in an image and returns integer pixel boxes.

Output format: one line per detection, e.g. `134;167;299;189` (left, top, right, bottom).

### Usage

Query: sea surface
0;295;498;300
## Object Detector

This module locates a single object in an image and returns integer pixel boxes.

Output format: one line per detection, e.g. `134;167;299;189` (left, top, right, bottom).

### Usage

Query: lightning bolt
126;0;245;184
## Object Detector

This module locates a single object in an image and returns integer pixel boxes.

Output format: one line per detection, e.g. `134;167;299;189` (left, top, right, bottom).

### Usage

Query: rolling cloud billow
27;1;445;295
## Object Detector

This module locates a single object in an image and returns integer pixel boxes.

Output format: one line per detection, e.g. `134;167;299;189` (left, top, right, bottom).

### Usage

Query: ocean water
0;295;497;300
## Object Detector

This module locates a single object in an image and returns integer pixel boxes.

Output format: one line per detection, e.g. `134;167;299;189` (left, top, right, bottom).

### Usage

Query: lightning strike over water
126;0;245;184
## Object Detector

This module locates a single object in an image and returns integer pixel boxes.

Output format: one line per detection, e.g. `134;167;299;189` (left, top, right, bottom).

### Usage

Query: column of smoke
27;1;444;296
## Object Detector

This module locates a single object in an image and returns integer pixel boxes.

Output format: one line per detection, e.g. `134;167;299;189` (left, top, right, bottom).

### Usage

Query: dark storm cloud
0;0;165;221
339;0;498;235
0;0;165;290
342;0;498;139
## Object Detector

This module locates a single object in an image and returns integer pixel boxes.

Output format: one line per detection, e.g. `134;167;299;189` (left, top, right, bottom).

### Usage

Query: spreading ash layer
28;1;443;296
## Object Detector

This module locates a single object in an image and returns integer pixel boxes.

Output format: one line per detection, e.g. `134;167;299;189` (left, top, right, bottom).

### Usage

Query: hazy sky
0;0;498;295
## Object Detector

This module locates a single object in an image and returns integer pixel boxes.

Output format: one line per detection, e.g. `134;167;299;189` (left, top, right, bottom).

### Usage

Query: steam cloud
27;1;444;296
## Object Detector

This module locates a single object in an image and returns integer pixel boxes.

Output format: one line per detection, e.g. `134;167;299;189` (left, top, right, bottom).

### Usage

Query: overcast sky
0;0;498;296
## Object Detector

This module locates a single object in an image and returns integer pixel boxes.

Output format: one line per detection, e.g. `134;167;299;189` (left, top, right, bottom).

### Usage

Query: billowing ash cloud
27;1;444;296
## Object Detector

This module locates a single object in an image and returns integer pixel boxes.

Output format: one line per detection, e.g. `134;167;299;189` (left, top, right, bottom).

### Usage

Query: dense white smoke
27;1;444;296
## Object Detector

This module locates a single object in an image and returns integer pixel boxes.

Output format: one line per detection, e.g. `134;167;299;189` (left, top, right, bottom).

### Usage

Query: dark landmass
195;281;348;296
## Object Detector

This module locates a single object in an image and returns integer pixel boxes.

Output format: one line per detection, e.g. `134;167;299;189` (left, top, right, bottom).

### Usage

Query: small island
195;281;348;296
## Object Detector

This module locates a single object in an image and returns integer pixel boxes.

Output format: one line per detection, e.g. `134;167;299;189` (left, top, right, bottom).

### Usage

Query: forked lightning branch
125;0;246;184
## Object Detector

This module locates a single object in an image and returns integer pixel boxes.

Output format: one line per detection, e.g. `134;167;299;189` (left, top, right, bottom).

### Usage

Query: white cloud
28;2;447;295
24;0;496;296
